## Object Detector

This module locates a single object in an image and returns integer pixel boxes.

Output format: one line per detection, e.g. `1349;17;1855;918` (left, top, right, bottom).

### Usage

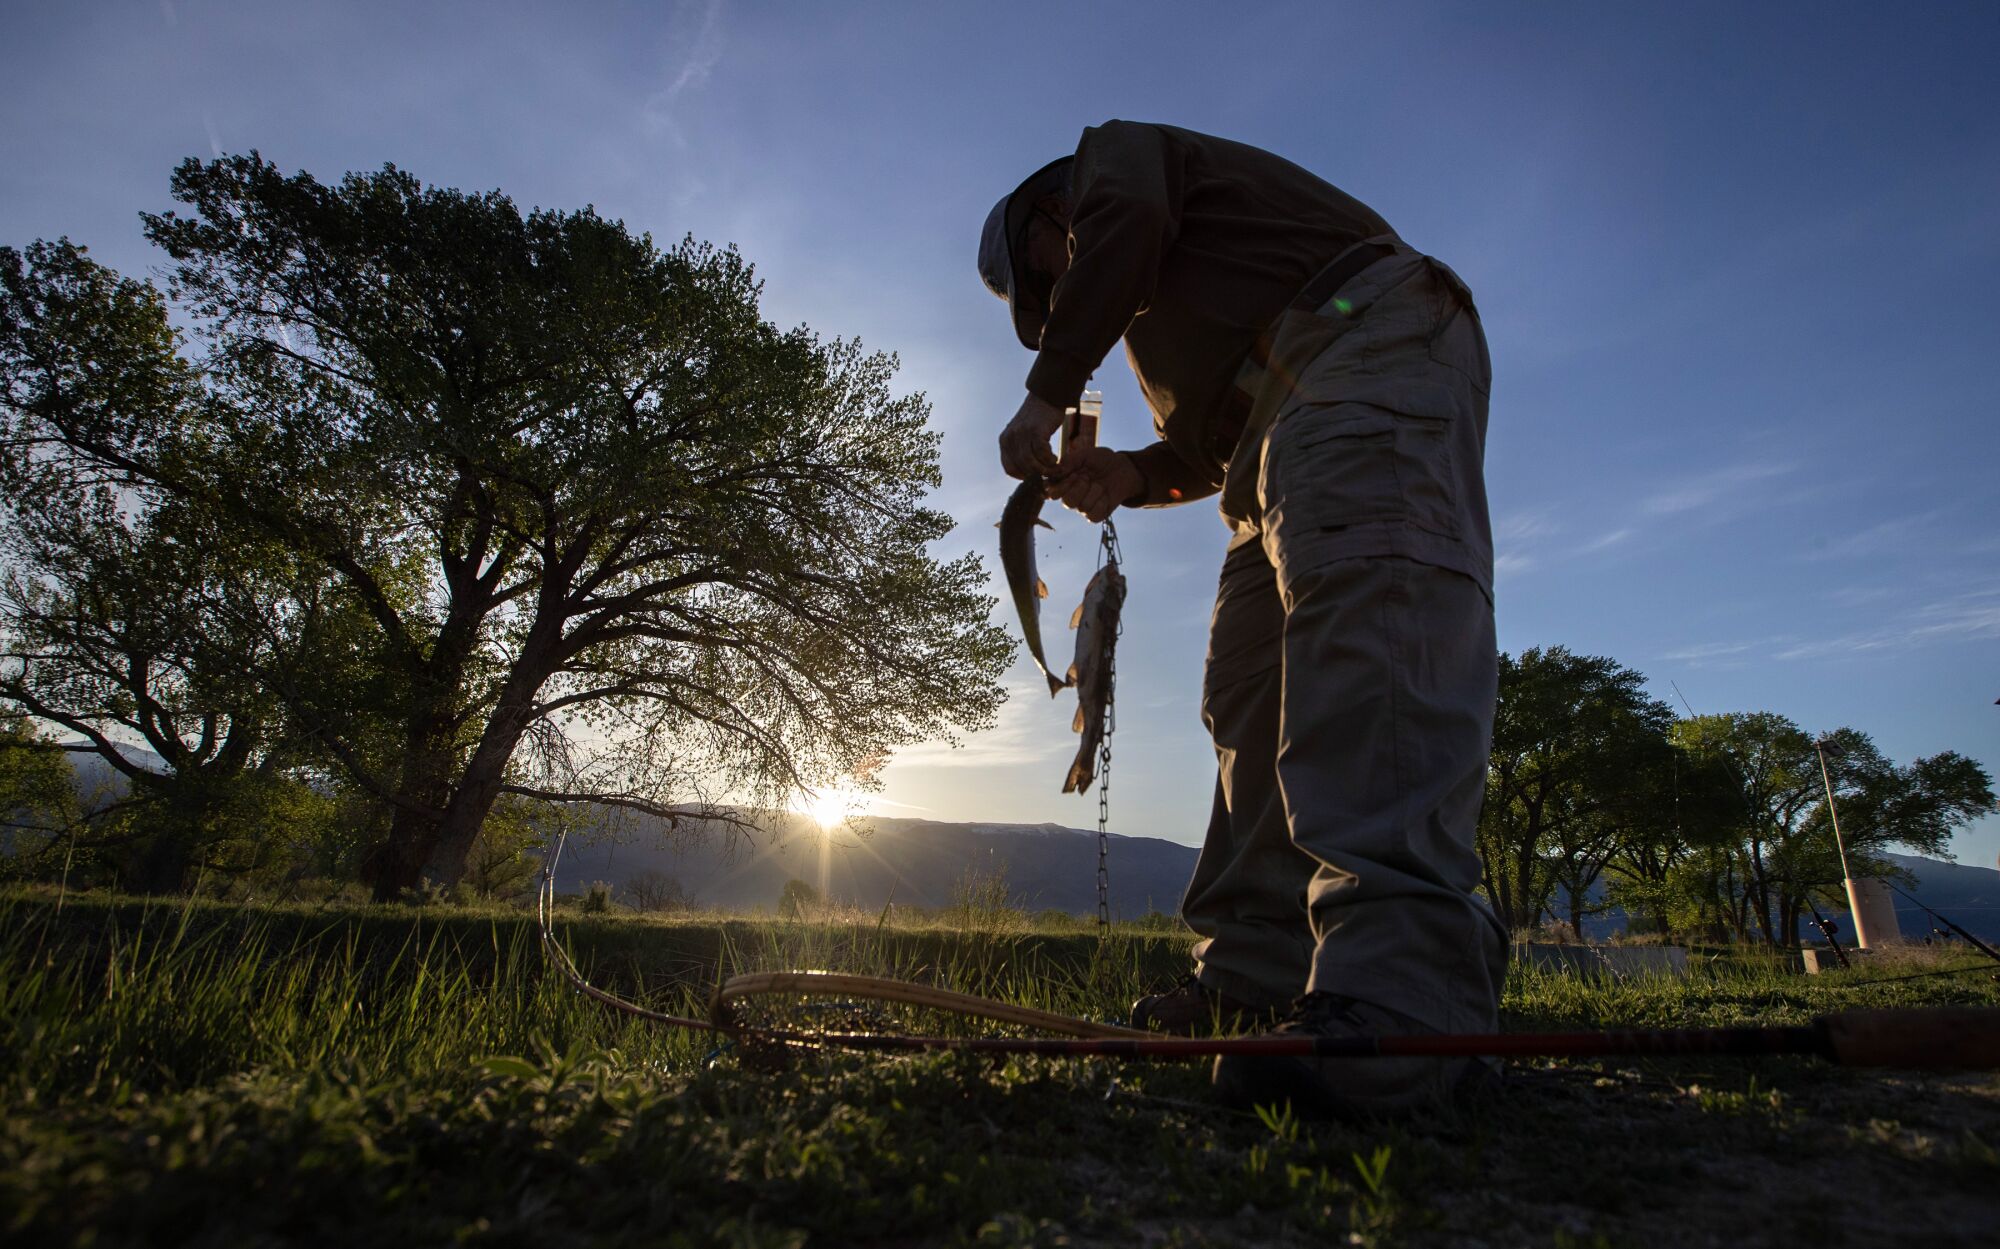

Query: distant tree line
1478;646;1995;947
0;155;1010;900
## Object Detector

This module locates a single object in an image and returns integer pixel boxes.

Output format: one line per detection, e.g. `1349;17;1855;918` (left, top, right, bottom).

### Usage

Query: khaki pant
1185;242;1507;1034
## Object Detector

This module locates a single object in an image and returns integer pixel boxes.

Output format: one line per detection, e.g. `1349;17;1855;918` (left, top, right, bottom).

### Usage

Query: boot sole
1212;1052;1498;1122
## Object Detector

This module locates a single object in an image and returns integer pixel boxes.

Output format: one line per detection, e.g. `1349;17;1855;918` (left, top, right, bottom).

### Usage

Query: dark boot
1130;974;1280;1035
1211;992;1498;1120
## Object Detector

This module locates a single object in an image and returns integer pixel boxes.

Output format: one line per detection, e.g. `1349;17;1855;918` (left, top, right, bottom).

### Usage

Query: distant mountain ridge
1882;852;2000;944
1556;850;2000;945
546;813;1201;921
553;815;2000;943
43;748;2000;943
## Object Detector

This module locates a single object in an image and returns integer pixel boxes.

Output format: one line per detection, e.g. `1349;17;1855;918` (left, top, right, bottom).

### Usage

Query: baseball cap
977;156;1074;350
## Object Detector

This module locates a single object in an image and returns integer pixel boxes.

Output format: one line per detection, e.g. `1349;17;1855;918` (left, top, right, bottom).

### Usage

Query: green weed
4;888;1997;1248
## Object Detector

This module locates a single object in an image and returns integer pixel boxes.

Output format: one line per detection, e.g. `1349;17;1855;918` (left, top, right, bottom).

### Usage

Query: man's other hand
999;394;1065;480
1049;446;1142;523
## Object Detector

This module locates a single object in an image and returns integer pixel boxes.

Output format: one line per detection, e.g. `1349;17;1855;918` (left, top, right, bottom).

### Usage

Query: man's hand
1049;445;1143;523
999;394;1066;480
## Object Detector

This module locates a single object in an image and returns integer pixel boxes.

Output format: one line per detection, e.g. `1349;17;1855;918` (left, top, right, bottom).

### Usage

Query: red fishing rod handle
759;1011;2000;1068
1819;1008;2000;1069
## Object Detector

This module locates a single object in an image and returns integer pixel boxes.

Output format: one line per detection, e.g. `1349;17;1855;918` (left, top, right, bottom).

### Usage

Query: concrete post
1817;738;1902;949
1844;876;1902;950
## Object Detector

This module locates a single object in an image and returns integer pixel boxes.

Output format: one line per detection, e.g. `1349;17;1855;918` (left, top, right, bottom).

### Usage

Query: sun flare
790;785;865;831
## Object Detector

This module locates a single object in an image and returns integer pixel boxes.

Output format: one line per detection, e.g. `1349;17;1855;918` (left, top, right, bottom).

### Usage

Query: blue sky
5;1;1997;866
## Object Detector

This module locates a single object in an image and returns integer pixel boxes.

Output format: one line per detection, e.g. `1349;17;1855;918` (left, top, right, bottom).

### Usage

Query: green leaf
477;1055;541;1082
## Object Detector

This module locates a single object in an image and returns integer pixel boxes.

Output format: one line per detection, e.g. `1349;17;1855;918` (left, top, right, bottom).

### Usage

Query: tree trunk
422;642;560;888
363;817;434;902
424;718;531;887
127;773;237;894
362;717;463;901
1760;881;1784;947
1513;847;1539;933
130;824;197;894
357;602;496;901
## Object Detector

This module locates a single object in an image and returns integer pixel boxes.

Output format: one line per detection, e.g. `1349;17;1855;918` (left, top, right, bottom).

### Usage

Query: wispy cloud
1909;593;2000;641
642;0;725;142
856;794;934;815
1641;460;1794;517
1771;632;1907;662
1667;588;2000;666
1773;589;2000;660
880;677;1075;769
1496;508;1560;545
1492;510;1633;576
1658;640;1763;666
1805;510;1945;562
1492;507;1559;576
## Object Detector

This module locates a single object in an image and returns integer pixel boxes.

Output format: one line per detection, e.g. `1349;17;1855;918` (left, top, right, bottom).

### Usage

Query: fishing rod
1879;876;2000;966
742;1010;1999;1072
537;841;2000;1070
635;960;2000;1070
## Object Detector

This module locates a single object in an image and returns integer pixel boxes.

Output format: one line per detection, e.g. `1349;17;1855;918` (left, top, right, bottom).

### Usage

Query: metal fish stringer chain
1095;519;1121;937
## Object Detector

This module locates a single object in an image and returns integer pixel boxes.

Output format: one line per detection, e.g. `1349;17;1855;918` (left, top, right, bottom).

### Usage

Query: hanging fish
998;474;1067;697
1062;553;1126;794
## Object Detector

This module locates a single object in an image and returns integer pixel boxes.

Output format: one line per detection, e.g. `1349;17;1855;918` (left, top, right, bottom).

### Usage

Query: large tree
1675;713;1994;945
0;506;334;891
0;239;350;890
1477;646;1675;931
7;156;1011;898
1594;739;1744;937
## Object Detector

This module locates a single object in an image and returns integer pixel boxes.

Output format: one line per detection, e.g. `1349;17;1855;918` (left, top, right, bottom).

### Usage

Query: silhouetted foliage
0;239;358;890
1476;650;1996;945
1672;713;1994;944
0;719;77;868
778;877;820;920
1477;646;1673;931
2;156;1012;898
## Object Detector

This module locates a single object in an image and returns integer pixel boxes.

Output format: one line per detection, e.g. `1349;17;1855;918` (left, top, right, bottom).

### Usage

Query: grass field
5;888;1998;1248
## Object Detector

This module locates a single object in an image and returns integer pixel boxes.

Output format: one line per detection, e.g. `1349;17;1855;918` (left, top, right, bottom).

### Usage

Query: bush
778;878;820;920
1128;908;1186;934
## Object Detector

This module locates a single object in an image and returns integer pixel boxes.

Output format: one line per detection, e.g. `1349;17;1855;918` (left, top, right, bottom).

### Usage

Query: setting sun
789;785;866;830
